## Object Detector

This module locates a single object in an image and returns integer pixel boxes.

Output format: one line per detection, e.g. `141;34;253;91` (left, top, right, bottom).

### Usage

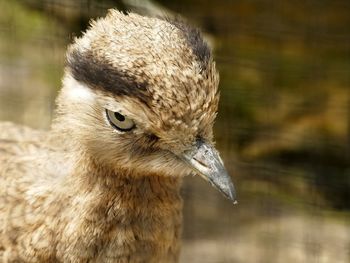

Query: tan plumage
0;10;235;262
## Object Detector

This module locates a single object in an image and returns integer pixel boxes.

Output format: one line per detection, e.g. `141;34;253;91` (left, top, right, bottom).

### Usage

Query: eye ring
106;109;135;132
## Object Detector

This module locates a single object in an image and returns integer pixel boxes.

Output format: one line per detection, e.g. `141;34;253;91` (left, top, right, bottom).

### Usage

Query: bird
0;10;236;263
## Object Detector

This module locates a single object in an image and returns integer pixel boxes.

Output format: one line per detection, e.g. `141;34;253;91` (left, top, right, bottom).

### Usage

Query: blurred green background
0;0;349;262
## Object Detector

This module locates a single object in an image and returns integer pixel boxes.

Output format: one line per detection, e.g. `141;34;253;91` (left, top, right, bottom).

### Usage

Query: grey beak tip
229;194;238;204
223;186;238;204
225;195;238;204
228;196;238;205
215;171;237;204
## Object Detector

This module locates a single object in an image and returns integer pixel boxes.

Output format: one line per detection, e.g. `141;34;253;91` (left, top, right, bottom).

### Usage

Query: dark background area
0;0;349;262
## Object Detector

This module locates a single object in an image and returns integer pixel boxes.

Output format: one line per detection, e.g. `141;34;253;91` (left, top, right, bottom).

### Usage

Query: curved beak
182;139;237;203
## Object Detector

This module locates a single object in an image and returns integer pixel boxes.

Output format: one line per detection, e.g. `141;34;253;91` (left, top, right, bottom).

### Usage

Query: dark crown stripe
167;18;211;71
66;49;148;99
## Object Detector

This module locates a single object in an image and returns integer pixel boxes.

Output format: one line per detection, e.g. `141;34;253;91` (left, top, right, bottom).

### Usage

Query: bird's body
0;123;182;262
0;11;235;262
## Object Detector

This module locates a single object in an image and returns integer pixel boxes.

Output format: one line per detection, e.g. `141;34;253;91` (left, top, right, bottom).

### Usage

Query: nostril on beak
192;156;208;168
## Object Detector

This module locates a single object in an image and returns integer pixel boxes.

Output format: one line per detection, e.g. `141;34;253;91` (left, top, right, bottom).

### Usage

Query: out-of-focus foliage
0;0;66;128
161;0;350;210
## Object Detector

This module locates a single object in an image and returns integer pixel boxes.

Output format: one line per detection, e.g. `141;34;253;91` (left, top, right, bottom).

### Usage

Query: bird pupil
114;112;125;122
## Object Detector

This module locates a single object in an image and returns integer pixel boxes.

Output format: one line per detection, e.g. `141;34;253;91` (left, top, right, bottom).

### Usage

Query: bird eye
106;109;135;132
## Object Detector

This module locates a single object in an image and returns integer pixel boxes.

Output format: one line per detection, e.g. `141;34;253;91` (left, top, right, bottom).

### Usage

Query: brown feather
0;10;220;262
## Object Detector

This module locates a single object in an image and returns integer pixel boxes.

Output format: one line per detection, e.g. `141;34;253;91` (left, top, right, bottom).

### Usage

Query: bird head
55;10;236;202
